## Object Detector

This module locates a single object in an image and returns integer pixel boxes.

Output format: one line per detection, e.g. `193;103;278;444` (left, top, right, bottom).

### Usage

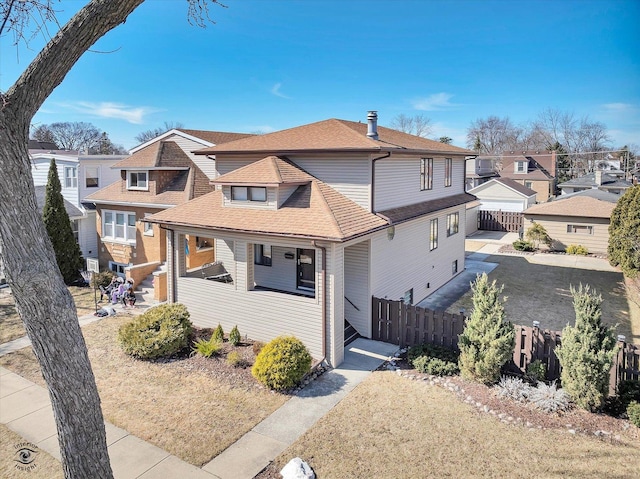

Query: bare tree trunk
0;1;144;477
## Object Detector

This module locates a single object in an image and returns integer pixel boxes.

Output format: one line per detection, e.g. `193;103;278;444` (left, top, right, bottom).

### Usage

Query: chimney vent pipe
367;111;378;140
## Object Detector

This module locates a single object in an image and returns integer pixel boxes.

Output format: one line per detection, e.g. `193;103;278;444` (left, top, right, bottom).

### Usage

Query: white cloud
601;102;634;113
412;92;458;111
60;101;161;124
270;83;291;99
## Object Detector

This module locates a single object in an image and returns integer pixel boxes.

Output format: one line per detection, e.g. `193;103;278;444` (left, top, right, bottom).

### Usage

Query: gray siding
523;215;611;253
165;133;217;179
216;157;255;176
222;185;277;209
370;206;466;304
79;212;98;259
254;245;299;293
344;241;370;337
374;156;466;211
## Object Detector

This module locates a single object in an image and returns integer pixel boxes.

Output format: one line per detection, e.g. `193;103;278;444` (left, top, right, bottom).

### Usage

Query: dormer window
128;171;148;190
231;186;266;202
515;161;527;173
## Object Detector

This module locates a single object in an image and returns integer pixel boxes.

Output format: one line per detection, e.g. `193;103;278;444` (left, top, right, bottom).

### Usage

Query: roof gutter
370;152;391;214
311;240;327;368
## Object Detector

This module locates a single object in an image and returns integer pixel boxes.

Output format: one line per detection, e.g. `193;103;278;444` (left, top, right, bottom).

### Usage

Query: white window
567;224;593;235
231;186;267;202
143;213;154;236
64;166;77;188
102;210;137;243
127;171;148;190
447;212;459;236
445;158;452;187
71;219;79;243
85;166;99;188
254;244;272;266
515;161;527;173
109;261;127;277
430;218;438;251
420;158;433;191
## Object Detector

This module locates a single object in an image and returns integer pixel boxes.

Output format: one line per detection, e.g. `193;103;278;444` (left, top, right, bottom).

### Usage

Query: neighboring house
523;189;618;254
496;151;557;203
29;149;126;261
557;170;632;196
148;111;476;367
468;178;537;212
84;129;254;293
465;156;498;191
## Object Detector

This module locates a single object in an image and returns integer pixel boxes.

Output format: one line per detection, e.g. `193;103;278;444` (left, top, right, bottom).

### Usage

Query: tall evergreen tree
43;160;84;284
555;285;617;411
458;273;515;384
608;185;640;278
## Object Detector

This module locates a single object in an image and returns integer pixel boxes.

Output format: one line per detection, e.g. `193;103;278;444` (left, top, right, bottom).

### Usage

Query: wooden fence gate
478;210;523;232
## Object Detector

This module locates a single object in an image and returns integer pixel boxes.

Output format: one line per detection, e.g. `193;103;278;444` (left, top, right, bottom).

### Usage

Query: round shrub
251;336;312;390
513;240;535;252
91;270;115;288
566;244;588;255
212;324;225;342
628;401;640;428
118;303;193;360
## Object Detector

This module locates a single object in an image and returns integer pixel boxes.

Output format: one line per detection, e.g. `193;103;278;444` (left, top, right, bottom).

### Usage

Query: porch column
326;244;345;366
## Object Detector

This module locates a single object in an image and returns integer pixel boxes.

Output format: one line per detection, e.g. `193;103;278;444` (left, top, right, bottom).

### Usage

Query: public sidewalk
1;316;396;479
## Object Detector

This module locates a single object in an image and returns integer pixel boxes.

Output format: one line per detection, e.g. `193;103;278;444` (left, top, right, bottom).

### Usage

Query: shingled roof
195;118;474;155
175;129;255;145
212;156;314;186
524;196;615;218
112;141;190;169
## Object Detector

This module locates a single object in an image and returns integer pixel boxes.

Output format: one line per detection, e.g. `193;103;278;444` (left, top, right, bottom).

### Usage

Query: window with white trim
143;213;154;236
102;210;137;243
109;261;127;277
420;158;433;191
254;244;272;266
567;224;593;235
64;166;77;188
85;166;99;188
447;212;459;236
231;186;267;202
430;218;438;251
127;171;148;190
515;161;527;173
445;158;452;187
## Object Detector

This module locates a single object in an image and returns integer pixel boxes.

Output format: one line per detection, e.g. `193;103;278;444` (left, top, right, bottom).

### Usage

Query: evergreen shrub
512;240;535;252
566;244;588;255
251;336;312;390
118;304;193;360
458;273;515;385
192;337;222;358
526;359;547;382
229;325;241;346
213;324;225;342
628;401;640;428
408;343;459;376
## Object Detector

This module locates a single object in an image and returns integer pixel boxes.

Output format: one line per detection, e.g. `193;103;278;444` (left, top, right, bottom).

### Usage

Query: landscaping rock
280;457;315;479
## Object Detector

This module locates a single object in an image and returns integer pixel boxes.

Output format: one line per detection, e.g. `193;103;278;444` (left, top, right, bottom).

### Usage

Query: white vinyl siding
523;215;610;253
374;156;466;211
278;184;302;207
222;185;277;209
164;133;217;179
78;212;98;259
469;180;536;212
344;241;370;337
254;245;299;292
370;208;465;304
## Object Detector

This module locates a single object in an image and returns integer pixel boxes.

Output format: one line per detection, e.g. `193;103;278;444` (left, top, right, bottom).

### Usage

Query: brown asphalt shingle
212;156;314;186
195;119;474;155
176;129;255;145
524;196;615;218
376;193;477;224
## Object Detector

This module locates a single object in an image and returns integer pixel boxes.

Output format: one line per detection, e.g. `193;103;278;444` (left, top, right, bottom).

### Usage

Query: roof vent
367;111;378;140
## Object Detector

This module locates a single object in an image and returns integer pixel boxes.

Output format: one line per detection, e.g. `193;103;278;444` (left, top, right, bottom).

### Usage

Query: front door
297;249;315;292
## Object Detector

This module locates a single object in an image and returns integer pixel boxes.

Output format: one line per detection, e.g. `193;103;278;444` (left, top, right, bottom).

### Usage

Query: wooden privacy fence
371;297;465;349
478;210;523;232
371;297;640;394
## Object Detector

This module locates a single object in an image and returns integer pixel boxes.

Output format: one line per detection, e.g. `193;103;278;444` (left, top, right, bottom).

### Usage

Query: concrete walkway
1;304;396;479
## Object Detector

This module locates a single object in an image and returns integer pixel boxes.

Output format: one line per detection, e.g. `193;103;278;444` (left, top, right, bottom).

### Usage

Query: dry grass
0;286;98;344
0;314;288;467
266;372;640;479
0;424;62;479
450;254;638;341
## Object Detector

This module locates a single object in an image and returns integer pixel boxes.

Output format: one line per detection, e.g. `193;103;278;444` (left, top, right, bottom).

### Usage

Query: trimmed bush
628;401;640;428
229;325;241;346
458;273;515;385
566;244;589;255
555;284;617;411
512;240;535;252
252;336;312;390
526;359;547;383
213;324;225;343
118;304;193;360
192;337;222;358
408;343;459;376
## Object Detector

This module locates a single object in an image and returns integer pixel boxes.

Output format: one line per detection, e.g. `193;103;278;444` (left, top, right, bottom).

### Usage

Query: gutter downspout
370;152;391;213
312;240;327;368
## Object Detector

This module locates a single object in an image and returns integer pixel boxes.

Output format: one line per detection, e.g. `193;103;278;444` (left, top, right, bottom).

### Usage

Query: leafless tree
134;120;186;145
465;116;520;154
389;113;433;138
32;121;102;151
0;1;223;477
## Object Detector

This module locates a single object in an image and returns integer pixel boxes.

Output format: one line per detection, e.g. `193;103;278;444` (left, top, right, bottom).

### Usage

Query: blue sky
1;0;638;150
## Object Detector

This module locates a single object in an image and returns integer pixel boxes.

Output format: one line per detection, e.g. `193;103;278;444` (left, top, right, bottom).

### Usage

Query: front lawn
258;372;640;478
0;315;288;467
